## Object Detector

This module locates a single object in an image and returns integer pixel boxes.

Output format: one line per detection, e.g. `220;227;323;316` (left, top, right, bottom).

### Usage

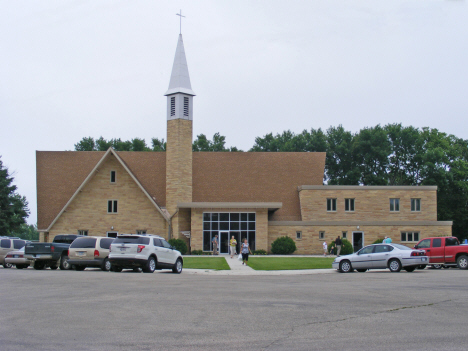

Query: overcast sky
1;0;467;226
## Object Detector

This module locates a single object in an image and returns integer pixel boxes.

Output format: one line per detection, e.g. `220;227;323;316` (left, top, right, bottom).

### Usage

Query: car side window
358;246;374;255
161;240;172;249
13;240;25;249
100;238;114;249
153;238;163;247
417;239;431;249
1;239;11;248
445;238;459;246
432;238;442;248
374;245;393;253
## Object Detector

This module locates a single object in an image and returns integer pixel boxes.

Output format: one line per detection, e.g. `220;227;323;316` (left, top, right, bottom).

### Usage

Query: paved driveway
1;267;465;350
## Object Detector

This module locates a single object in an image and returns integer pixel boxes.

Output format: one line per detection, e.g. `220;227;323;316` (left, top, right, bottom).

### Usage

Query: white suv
109;234;183;274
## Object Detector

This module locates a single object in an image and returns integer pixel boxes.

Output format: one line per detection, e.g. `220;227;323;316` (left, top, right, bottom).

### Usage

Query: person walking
335;236;342;257
323;241;328;256
241;238;252;265
386;236;392;243
383;236;388;243
212;235;218;255
229;235;237;259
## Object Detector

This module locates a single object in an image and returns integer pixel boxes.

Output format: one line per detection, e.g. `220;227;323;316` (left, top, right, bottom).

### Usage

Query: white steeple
165;34;195;121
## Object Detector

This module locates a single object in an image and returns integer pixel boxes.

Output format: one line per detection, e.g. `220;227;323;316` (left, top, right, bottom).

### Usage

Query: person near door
241;238;252;265
335;236;342;256
229;235;237;259
212;235;218;255
323;241;328;256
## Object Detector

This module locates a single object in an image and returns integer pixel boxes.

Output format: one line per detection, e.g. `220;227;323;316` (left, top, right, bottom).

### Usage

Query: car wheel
60;255;71;270
33;262;45;270
457;255;468;270
172;258;183;274
339;260;352;273
404;266;416;272
388;259;402;272
50;265;58;270
356;269;367;273
3;262;13;268
74;265;86;271
432;264;442;269
418;265;427;269
111;266;122;272
143;257;156;273
101;258;111;272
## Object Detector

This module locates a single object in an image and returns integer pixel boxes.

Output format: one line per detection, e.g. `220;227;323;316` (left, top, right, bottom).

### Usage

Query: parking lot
1;267;466;351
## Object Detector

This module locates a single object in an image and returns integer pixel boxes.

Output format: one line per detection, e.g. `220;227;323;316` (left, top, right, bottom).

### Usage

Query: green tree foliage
0;157;29;235
271;236;297;255
10;223;39;241
151;138;166;151
328;239;354;255
192;133;241;152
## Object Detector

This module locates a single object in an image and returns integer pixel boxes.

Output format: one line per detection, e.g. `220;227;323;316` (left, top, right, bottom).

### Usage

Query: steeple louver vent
170;97;176;116
183;97;189;117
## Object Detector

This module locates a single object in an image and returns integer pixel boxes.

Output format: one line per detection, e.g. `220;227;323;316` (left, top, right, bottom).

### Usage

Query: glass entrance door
219;231;230;254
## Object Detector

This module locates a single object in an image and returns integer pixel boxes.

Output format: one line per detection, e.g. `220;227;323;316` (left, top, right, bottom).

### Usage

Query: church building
36;34;452;254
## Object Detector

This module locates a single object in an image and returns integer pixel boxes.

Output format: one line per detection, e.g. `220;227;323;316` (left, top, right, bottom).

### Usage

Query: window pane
13;240;25;249
433;238;442;247
230;213;239;221
401;232;406;241
230;222;239;230
108;200;112;213
110;171;116;183
332;199;336;211
1;239;10;248
241;213;247;221
248;222;255;230
345;199;349;211
350;199;355;211
203;213;210;221
211;222;218;230
414;232;419;241
211;213;219;222
327;199;331;211
411;199;415;211
416;200;420;211
395;199;399;211
203;222;210;230
248;232;256;251
240;222;247;230
408;232;413;241
220;213;229;221
220;222;229;230
100;238;114;249
203;232;211;251
248;213;255;221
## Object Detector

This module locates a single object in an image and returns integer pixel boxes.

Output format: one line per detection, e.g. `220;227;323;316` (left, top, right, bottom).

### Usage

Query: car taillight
6;253;13;258
411;251;424;256
94;250;99;257
66;250;69;256
51;245;55;253
137;245;145;253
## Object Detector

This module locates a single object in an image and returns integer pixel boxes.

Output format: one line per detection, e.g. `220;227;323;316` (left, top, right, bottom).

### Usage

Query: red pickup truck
413;237;468;269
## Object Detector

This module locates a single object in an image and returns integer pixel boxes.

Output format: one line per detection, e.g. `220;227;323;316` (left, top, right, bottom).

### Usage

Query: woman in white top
323;241;328;256
241;238;252;265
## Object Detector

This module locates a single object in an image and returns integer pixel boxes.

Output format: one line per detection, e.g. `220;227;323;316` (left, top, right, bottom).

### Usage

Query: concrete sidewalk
183;254;336;276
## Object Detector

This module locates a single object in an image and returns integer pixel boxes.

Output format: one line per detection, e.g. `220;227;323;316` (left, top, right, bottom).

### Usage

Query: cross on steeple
176;10;185;34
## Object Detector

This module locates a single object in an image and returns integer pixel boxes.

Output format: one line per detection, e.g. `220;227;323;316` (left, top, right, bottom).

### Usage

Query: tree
193;133;241;152
10;223;39;241
0;157;29;235
74;137;96;151
151;138;166;151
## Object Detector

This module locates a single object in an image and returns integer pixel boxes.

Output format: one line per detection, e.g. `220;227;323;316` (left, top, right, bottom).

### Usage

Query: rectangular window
108;200;118;213
390;198;400;212
170;97;175;116
342;231;347;239
433;238;442;247
319;231;325;239
183;97;189;117
110;170;116;183
401;232;419;242
345;198;355;212
411;198;421;212
296;231;302;240
327;198;337;212
78;230;88;236
136;230;147;234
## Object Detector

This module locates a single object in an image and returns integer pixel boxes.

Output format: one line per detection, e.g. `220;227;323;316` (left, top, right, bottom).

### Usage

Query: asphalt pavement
1;265;466;351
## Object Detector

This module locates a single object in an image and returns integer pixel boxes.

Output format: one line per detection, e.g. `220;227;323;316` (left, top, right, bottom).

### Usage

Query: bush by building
271;236;296;255
168;238;188;255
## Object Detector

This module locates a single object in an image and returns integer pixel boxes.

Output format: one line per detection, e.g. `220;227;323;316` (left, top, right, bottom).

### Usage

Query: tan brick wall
190;208;269;252
300;189;437;221
48;154;167;242
268;224;452;255
166;119;192;215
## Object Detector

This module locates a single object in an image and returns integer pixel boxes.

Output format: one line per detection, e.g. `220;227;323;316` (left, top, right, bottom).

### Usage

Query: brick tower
165;34;195;239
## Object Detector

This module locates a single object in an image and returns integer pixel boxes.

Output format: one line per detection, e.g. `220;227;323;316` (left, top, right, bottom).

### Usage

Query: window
390;198;400;212
319;231;325;239
401;232;420;242
296;231;302;240
108;200;118;213
110;171;116;183
1;239;10;248
358;246;374;255
374;245;393;253
345;198;355;212
136;230;147;234
327;198;337;212
445;237;459;246
13;240;25;249
433;238;442;247
170;97;175;116
78;230;88;236
100;238;114;249
70;237;97;249
183;97;189;117
417;239;431;248
342;231;347;239
411;198;421;212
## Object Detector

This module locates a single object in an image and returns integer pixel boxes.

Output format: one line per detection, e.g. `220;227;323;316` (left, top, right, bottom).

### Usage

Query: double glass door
219;231;241;254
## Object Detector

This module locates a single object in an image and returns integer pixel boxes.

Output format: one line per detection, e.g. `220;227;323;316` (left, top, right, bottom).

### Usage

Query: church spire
165;34;195;96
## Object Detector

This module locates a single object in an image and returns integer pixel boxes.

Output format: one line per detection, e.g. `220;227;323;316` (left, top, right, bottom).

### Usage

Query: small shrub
168;238;188;255
329;238;354;255
271;236;296;255
252;249;267;255
372;238;385;245
191;250;211;255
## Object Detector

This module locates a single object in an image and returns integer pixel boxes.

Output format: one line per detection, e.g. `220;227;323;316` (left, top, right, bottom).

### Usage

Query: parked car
24;234;84;270
332;243;428;273
413;236;468;270
1;238;28;268
109;234;183;273
5;247;33;269
67;236;114;271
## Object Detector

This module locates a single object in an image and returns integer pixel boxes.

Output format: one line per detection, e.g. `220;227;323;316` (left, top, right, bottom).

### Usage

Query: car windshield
392;244;412;250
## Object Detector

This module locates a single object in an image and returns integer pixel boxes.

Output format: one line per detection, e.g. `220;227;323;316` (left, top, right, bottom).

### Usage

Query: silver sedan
332;243;428;273
5;247;33;269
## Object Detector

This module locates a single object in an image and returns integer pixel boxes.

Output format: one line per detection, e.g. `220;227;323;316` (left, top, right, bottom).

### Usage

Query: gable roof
36;150;325;230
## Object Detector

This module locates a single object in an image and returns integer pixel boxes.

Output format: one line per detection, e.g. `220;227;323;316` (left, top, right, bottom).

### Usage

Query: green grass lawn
183;257;230;270
247;257;335;270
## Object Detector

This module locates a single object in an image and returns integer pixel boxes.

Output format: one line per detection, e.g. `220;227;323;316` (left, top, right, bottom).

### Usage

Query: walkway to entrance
222;254;254;271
